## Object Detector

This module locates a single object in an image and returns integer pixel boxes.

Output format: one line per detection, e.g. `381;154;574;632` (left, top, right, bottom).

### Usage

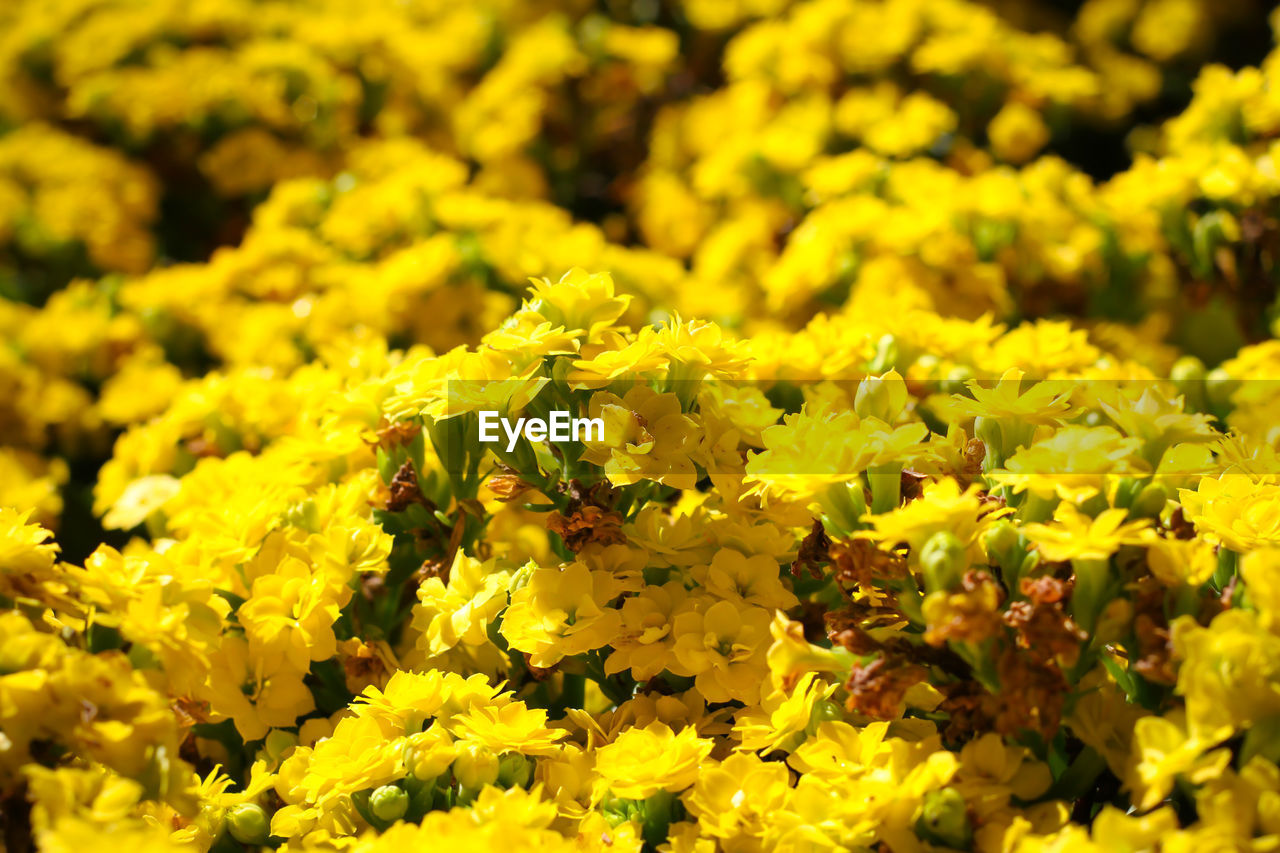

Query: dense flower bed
5;1;1280;851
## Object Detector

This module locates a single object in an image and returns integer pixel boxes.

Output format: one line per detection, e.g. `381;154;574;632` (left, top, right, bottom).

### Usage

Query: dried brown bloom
340;639;392;693
828;537;908;591
488;464;537;502
923;570;1005;647
992;648;1067;737
1128;578;1176;685
1003;575;1086;666
368;418;422;452
938;680;994;743
172;696;212;728
900;469;929;502
1021;575;1070;605
548;504;627;552
959;438;986;488
792;519;832;579
826;616;883;656
384;459;427;512
1168;506;1196;540
844;654;927;719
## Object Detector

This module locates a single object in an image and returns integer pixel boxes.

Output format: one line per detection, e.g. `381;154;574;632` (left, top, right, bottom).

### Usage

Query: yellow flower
238;553;341;672
0;507;62;603
988;102;1050;164
1023;503;1148;563
862;479;996;559
1126;714;1231;811
204;636;315;741
606;580;691;681
949;368;1075;425
412;551;515;657
684;751;791;844
689;548;798;612
580;386;700;490
593;720;712;799
1179;474;1280;553
1172;610;1280;740
449;701;566;756
298;714;405;802
991;426;1146;504
500;562;623;668
383;346;549;422
672;599;773;703
734;672;837;754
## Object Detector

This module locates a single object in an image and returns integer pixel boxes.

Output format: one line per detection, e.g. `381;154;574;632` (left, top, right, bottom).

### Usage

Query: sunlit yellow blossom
501;562;623;668
593;720;712;799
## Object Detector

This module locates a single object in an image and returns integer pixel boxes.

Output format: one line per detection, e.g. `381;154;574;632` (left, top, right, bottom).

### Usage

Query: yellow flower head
593;720;712;799
500;562;622;668
1023;503;1148;563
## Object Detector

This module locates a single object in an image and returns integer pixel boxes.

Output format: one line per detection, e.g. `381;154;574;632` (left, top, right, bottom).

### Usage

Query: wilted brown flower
923;570;1005;646
844;654;928;720
792;519;832;579
1003;575;1087;666
547;504;627;552
384;459;428;512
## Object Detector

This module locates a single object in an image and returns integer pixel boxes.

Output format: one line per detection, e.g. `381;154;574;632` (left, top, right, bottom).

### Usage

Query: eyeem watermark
478;410;604;452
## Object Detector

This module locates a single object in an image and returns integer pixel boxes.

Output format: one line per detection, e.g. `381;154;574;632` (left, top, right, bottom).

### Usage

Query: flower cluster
6;1;1280;852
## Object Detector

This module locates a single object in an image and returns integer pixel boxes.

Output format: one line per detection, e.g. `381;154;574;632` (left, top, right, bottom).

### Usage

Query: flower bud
370;784;409;823
868;334;898;373
454;742;499;789
855;370;907;423
262;729;298;764
282;498;319;532
982;521;1020;568
920;531;967;593
1191;210;1237;279
1171;355;1206;402
916;787;972;849
226;803;270;846
1205;367;1240;411
973;416;1003;469
405;725;455;782
938;365;974;397
497;753;533;788
806;699;844;734
1129;482;1169;519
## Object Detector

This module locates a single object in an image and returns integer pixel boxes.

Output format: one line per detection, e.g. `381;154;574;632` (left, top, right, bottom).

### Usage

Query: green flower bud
982;521;1019;567
973;416;1003;469
1170;355;1206;387
1129;482;1169;519
283;498;319;532
868;334;898;373
497;753;533;788
920;531;967;594
226;803;270;846
915;787;972;849
1170;356;1208;413
806;698;844;734
914;355;942;393
263;729;298;764
1205;367;1240;411
404;725;455;781
1069;558;1111;634
454;742;499;789
1191;210;1236;279
370;784;409;823
855;370;907;423
938;364;974;397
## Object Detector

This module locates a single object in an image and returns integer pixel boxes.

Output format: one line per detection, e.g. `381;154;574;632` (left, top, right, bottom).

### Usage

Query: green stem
1048;746;1107;802
867;464;902;515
